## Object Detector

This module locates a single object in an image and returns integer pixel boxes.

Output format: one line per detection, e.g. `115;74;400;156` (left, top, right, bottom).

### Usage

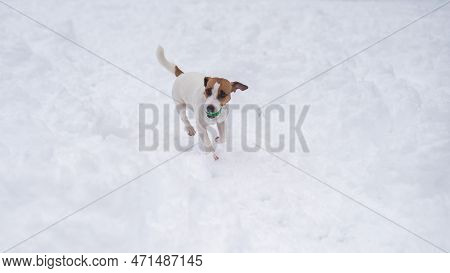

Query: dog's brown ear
231;82;248;92
204;77;210;87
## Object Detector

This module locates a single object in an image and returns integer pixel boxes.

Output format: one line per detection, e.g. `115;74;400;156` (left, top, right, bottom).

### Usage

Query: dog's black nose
206;105;215;113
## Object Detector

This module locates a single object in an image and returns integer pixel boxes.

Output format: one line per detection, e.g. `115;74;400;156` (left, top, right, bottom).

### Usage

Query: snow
1;0;449;252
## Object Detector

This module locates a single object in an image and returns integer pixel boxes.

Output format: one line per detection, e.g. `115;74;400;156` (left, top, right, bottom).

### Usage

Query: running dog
156;46;248;160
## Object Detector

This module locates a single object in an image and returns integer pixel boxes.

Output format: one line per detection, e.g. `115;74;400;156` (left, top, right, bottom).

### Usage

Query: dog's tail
156;46;183;77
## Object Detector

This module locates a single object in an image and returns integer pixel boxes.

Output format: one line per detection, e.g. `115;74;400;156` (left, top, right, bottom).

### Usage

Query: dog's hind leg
176;103;196;136
196;121;219;160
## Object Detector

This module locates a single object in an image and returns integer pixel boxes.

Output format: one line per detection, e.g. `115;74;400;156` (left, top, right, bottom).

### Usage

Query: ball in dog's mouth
206;107;222;119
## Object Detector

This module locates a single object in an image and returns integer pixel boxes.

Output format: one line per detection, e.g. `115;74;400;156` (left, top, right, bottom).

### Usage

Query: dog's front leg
176;103;195;136
196;122;219;160
215;121;225;143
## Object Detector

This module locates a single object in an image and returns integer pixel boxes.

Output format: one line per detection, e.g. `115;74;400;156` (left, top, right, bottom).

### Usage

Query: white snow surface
0;0;449;252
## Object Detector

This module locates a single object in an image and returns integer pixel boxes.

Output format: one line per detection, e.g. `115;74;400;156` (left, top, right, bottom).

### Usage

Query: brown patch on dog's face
204;77;247;106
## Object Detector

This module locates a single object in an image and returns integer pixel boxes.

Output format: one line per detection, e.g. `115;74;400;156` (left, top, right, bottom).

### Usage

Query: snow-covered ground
1;0;449;252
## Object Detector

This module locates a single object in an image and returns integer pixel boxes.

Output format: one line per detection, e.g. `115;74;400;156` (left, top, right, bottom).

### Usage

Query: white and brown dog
156;46;248;160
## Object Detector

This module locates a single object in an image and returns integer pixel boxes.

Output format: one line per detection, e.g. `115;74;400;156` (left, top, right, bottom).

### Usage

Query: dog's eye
205;88;212;97
218;91;226;99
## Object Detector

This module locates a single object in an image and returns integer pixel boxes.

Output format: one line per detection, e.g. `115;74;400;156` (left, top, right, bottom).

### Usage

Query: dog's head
203;77;248;118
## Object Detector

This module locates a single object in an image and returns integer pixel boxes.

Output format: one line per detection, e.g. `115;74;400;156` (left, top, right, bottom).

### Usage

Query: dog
156;46;248;160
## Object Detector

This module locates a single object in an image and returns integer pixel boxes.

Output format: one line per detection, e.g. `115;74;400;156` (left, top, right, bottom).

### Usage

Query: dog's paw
215;136;225;143
185;126;196;136
212;153;219;160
